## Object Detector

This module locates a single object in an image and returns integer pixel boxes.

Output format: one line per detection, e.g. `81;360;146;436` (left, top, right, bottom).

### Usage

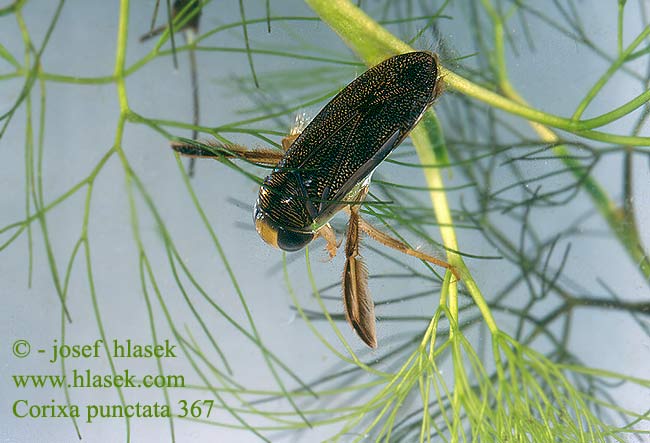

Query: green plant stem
444;67;650;145
410;123;497;333
114;0;130;113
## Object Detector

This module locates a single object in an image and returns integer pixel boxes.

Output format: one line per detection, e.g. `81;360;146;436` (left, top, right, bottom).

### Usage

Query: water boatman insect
172;51;459;348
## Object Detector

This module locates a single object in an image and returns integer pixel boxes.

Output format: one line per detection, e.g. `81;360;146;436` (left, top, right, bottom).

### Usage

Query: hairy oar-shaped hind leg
171;113;306;168
342;202;377;349
350;209;461;282
171;111;306;167
171;140;284;166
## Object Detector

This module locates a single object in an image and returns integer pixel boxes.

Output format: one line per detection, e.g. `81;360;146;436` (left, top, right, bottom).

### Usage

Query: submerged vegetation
1;0;649;441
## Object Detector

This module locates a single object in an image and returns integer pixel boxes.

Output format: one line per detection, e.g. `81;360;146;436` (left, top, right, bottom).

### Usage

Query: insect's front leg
281;134;300;151
315;224;339;259
171;140;284;167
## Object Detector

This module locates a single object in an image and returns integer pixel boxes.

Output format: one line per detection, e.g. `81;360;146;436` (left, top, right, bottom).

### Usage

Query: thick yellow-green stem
114;0;130;113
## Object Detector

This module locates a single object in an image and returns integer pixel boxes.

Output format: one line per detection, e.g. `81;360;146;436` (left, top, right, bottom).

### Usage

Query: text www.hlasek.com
13;369;184;389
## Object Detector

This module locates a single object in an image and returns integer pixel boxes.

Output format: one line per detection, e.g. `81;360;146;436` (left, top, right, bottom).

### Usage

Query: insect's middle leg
347;208;461;281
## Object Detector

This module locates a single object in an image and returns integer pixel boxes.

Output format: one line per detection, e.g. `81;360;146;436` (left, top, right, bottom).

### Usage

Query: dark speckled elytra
170;51;451;348
253;51;440;251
